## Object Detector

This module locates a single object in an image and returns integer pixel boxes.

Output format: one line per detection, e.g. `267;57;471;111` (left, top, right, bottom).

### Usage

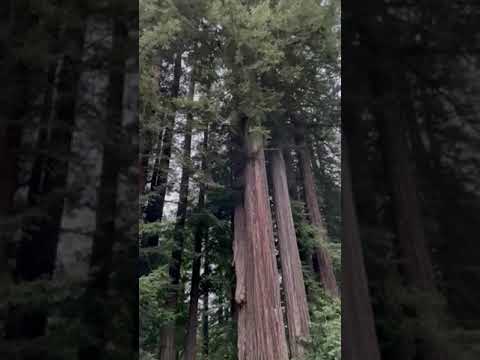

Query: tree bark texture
234;126;289;360
297;141;338;298
342;135;381;360
270;149;310;358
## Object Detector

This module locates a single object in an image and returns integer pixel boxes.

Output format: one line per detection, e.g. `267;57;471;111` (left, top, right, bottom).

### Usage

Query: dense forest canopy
139;0;341;359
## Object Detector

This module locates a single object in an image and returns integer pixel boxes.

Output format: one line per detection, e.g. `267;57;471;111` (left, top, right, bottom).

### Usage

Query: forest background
139;0;341;359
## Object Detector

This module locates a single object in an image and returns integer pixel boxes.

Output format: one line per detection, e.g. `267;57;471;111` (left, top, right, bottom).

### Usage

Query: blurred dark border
342;1;480;359
0;1;139;359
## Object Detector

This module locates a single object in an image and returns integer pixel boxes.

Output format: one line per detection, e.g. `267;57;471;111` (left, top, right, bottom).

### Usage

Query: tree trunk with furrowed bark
270;149;310;358
234;121;289;360
296;128;338;298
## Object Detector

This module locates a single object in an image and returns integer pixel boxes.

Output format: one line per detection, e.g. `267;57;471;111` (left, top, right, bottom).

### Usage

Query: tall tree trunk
158;75;194;360
149;128;164;190
270;149;310;358
380;114;449;360
144;52;182;226
296;127;338;298
381;117;435;291
78;13;127;359
202;230;210;360
342;134;381;360
234;121;289;360
0;124;21;337
183;227;204;360
371;66;449;359
53;14;112;283
140;126;155;193
233;201;248;358
183;119;209;360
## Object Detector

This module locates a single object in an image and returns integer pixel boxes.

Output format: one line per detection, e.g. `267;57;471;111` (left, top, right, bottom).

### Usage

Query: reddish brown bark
270;149;310;358
342;135;381;360
233;203;248;358
297;142;338;298
234;126;289;360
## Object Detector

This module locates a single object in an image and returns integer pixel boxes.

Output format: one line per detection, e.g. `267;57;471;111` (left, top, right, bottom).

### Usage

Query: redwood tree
234;121;289;360
270;149;310;358
296;125;339;298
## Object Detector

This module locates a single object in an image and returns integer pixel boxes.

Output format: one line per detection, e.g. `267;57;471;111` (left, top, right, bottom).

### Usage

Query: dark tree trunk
158;76;194;360
0;123;22;341
371;66;448;359
342;134;381;360
149;128;164;189
78;15;127;360
270;149;310;358
381;117;435;291
144;52;182;226
183;120;209;360
140;126;155;193
282;145;299;201
201;228;210;360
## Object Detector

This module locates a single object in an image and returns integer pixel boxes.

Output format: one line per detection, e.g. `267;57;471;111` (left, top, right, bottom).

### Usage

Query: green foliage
138;0;340;359
140;266;172;355
306;286;341;360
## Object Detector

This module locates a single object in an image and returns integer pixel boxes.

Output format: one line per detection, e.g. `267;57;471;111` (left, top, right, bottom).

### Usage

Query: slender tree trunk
158;76;194;360
202;230;210;360
342;134;381;360
183;227;204;360
270;149;310;358
234;122;289;360
282;146;299;201
150;125;167;190
233;201;248;358
78;14;127;360
140;126;155;193
115;17;140;357
0;125;21;337
183;120;209;360
296;130;338;298
144;52;182;225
